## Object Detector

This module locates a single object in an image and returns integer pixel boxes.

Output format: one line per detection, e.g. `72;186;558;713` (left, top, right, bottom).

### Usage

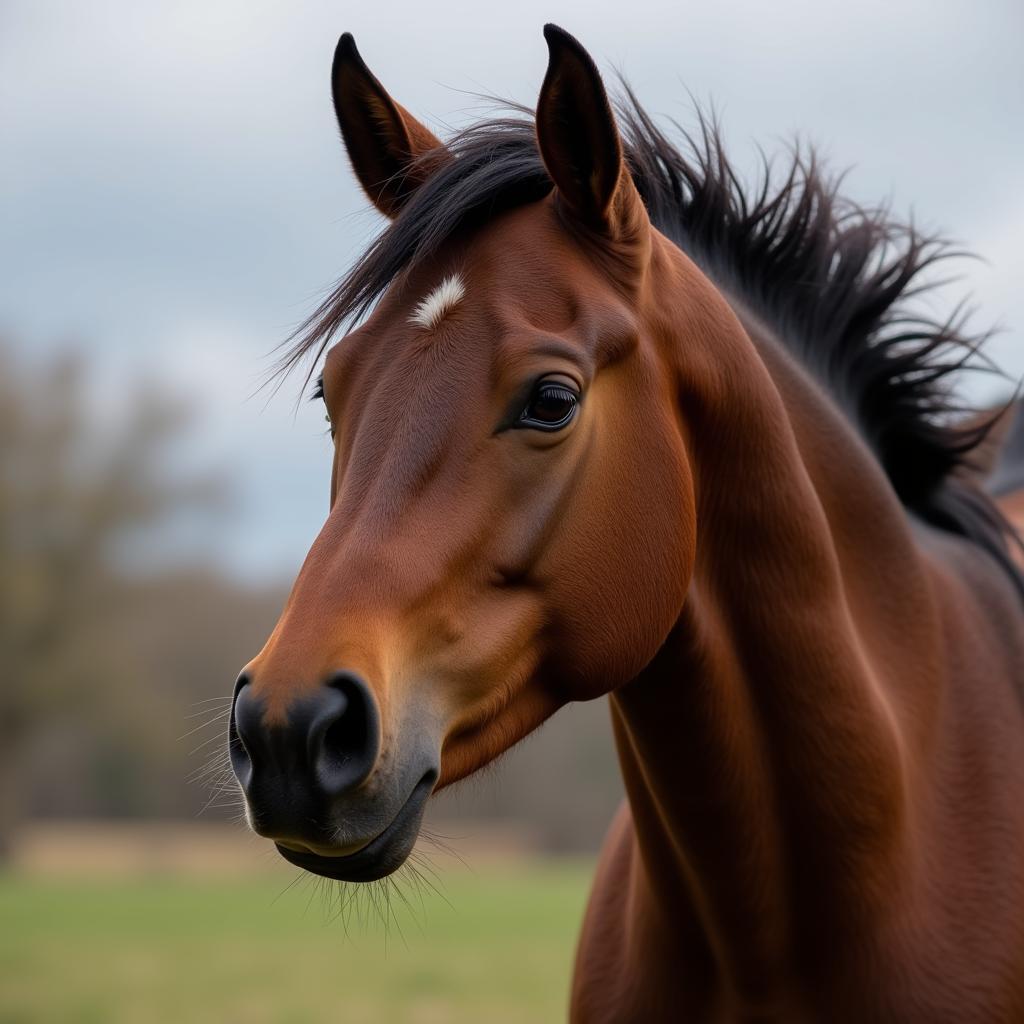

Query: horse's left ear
536;25;644;239
331;33;447;218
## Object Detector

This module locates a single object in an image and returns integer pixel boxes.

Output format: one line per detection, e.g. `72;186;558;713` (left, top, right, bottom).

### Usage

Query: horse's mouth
274;770;436;883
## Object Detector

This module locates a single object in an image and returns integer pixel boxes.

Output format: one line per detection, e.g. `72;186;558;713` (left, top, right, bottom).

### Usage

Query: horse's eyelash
311;373;324;402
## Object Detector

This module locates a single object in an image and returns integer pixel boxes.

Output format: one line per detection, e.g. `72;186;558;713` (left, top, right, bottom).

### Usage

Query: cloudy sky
3;0;1022;581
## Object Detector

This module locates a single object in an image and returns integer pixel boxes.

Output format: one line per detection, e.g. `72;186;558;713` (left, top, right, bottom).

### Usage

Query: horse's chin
273;769;435;883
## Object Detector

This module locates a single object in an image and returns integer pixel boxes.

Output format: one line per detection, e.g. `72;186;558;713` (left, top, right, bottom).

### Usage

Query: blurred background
2;1;1021;1020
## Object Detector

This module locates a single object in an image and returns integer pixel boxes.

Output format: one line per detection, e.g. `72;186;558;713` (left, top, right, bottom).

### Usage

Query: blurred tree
0;343;225;858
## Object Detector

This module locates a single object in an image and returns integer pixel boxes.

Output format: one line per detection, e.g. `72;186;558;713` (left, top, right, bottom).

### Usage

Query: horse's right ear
331;34;447;219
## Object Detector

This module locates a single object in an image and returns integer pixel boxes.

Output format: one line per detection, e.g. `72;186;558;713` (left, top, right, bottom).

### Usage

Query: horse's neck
609;286;944;1000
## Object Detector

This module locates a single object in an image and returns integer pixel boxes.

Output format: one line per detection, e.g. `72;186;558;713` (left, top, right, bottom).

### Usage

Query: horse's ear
536;25;639;236
331;33;447;218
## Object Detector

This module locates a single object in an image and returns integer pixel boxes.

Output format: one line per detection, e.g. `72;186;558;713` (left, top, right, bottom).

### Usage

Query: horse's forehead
469;201;588;281
444;213;616;335
324;203;618;381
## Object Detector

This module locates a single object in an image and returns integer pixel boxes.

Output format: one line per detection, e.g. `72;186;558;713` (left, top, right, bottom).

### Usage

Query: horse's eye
517;381;579;431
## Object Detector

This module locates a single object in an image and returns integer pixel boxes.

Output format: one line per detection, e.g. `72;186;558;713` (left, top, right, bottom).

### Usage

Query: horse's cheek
545;414;695;698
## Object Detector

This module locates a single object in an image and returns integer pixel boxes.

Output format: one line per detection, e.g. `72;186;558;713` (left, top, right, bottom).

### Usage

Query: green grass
0;861;593;1023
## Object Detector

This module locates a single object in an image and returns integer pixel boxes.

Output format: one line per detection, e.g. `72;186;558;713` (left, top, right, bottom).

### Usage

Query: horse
228;25;1024;1021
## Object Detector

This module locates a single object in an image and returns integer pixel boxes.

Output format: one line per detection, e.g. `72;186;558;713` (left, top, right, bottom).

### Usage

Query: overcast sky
3;0;1022;582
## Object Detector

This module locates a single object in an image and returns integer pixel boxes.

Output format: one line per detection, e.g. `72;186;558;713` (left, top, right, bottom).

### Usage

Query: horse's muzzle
228;671;436;880
274;768;436;882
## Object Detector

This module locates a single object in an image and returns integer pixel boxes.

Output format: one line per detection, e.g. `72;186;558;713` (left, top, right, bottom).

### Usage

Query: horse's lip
274;770;436;883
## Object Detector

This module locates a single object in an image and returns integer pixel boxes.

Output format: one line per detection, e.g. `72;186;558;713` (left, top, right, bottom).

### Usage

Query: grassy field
0;860;593;1023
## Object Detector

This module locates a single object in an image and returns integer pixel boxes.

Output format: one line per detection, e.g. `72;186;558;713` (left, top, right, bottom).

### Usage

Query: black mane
281;90;1022;585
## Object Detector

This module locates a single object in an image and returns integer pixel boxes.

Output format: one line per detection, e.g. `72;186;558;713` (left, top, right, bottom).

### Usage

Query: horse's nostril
319;698;353;773
228;673;255;788
228;669;380;811
313;672;379;796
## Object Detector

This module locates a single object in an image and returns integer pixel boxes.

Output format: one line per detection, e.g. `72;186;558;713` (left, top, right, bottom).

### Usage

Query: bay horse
229;25;1024;1021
